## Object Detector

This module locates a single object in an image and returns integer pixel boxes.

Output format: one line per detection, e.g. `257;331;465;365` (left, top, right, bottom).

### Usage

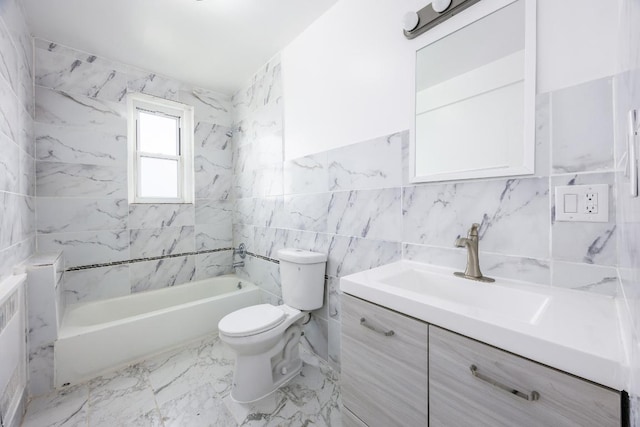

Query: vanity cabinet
429;326;620;427
341;295;622;427
341;294;428;427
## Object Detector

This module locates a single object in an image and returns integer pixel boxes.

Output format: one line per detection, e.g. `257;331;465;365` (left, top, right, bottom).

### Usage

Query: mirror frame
409;0;537;183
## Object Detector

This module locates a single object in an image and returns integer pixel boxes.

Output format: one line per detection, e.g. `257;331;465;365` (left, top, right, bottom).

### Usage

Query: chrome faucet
454;223;494;283
232;261;245;268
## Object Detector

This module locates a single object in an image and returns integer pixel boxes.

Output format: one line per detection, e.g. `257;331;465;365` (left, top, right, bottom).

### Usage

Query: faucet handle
469;223;480;236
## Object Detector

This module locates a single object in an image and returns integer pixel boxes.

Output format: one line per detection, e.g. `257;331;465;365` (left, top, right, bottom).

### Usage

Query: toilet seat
219;304;286;337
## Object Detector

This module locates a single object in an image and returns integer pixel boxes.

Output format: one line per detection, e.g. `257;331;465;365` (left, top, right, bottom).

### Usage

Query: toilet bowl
218;248;326;403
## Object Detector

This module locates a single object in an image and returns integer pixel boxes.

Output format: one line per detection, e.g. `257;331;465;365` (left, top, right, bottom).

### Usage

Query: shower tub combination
55;274;260;387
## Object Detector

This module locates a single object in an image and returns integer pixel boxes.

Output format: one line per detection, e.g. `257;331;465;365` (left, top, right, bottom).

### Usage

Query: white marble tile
328;132;402;191
234;170;256;199
37;230;129;268
19;149;35;197
63;264;130;305
244;256;281;298
232;56;282;122
21;384;88;427
0;133;20;193
127;70;180;101
535;92;551;177
0;75;18;141
326;276;340;321
129;226;195;258
195;146;232;174
88;364;160;426
145;335;235;406
327;235;402;278
283;152;329;195
255;196;284;228
195;251;233;280
35;122;126;166
194;199;232;225
552;261;620;296
130;255;196;293
233;141;257;174
327;318;341;372
403;177;550;259
129;203;195;229
194;122;231;152
253;226;284;258
178;88;232;127
0;237;34;283
233;198;255;226
37;197;127;233
252;124;283;168
0;19;18;93
255;164;283;197
283;193;330;232
281;230;331;256
327;188;402;241
35;47;128;102
195;223;232;251
194;169;232;200
35;86;126;130
159;383;236;427
552;77;614;173
552;222;616;266
232;224;254;250
19;102;35;156
28;344;54;396
36;161;126;198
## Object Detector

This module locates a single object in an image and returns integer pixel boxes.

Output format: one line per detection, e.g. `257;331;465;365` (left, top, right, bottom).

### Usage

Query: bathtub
55;275;260;387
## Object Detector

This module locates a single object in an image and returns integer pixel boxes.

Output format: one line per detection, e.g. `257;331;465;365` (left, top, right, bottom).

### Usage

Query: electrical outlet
555;184;608;222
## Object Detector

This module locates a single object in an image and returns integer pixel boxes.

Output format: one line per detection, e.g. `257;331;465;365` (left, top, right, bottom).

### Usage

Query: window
127;94;194;203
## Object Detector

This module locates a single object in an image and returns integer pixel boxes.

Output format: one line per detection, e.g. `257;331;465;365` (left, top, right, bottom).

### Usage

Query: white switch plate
555;184;609;222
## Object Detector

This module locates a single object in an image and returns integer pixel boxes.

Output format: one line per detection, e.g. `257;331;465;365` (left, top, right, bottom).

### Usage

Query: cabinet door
429;326;620;427
341;294;428;427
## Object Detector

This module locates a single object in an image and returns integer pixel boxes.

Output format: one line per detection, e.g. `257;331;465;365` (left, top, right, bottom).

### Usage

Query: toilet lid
218;304;286;337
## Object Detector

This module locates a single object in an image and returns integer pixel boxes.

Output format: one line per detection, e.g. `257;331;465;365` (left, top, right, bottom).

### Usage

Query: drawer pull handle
360;317;395;336
470;365;540;402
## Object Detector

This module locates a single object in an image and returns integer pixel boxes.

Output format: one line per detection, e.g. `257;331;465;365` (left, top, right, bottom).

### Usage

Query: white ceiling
22;0;338;95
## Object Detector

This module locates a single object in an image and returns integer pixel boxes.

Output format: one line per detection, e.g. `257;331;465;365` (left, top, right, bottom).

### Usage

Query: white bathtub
55;274;260;386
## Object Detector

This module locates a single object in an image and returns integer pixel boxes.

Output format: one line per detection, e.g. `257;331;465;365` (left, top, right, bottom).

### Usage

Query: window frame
127;93;195;204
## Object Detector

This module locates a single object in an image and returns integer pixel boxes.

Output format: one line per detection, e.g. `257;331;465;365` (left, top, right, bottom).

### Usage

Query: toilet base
229;357;303;404
227;324;304;403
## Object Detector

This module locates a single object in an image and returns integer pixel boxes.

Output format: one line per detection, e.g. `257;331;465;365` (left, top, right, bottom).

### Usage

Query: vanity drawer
341;294;428;427
429;326;620;427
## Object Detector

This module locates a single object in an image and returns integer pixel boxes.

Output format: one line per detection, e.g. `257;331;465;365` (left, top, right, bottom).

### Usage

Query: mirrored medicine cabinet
410;0;536;183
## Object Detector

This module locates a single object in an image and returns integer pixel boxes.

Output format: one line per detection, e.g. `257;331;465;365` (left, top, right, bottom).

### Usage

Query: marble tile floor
21;334;341;427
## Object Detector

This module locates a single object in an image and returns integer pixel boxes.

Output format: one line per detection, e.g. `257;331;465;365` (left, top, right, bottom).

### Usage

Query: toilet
218;248;327;403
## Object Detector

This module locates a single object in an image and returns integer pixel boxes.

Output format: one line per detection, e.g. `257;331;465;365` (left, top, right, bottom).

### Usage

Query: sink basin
377;268;550;325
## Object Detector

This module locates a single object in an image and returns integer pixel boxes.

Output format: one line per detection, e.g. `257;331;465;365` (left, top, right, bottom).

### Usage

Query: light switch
563;194;578;213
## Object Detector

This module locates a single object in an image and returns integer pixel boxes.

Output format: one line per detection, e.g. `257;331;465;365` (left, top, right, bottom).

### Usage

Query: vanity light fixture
403;0;481;39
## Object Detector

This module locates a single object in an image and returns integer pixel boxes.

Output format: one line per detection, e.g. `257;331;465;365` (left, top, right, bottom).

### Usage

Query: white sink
376;267;550;325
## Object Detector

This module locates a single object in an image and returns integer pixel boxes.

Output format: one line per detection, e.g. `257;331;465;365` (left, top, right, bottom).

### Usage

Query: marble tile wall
231;66;619;371
0;0;35;282
0;2;33;423
33;39;235;305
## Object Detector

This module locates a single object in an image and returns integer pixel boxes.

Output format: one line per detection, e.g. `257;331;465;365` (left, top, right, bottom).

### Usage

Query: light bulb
432;0;452;13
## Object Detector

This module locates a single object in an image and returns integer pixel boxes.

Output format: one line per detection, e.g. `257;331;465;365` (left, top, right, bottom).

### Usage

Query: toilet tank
277;248;327;311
